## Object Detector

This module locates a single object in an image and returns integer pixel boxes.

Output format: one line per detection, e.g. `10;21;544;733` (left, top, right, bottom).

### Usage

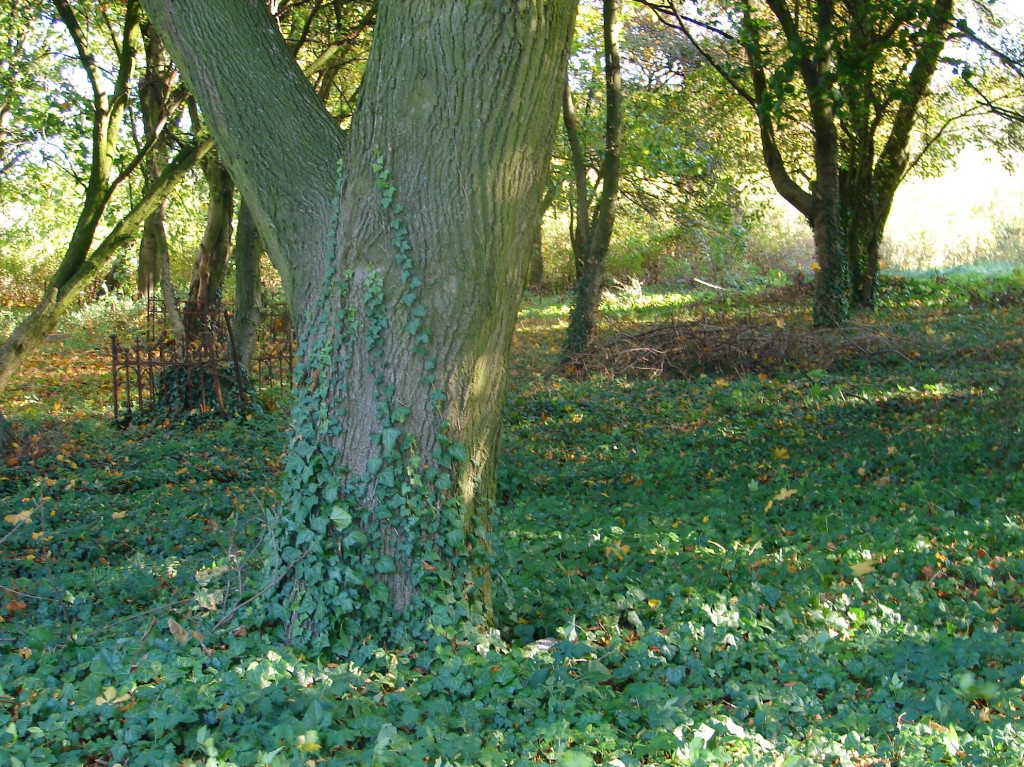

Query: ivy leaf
374;722;398;757
330;506;353;530
382;427;401;454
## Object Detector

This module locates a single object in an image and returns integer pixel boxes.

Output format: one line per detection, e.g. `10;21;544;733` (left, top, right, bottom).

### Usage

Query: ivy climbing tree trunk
562;0;623;360
143;0;577;655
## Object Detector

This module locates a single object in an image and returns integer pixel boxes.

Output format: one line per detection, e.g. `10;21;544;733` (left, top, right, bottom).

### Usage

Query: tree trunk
803;0;849;326
741;1;848;327
144;0;577;655
527;224;544;289
138;203;166;299
137;23;177;298
232;199;263;369
562;84;589;282
185;152;235;335
562;0;623;360
840;0;954;309
0;410;12;455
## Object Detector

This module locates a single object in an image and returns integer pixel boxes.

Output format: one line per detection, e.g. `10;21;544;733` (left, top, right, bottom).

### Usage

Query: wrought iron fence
111;302;294;422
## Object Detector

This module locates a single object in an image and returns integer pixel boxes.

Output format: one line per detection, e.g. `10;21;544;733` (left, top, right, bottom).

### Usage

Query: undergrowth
2;271;1024;765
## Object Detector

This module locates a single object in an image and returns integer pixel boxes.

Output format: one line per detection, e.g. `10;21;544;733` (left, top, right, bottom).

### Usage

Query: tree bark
743;0;848;326
143;0;577;654
137;22;177;298
563;0;623;359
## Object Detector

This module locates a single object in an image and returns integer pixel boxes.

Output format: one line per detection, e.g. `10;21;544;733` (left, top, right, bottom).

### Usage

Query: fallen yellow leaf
851;559;876;577
773;488;798;501
168;617;189;643
4;510;32;525
111;511;127;520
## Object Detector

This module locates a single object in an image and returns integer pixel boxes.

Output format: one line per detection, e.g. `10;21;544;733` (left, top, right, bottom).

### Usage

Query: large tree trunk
562;0;623;359
144;0;577;655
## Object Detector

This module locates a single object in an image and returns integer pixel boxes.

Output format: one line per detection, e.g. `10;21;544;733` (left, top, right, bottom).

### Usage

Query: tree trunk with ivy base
144;0;576;656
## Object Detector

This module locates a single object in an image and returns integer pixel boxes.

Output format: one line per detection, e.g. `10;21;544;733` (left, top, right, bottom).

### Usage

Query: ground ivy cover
2;271;1024;765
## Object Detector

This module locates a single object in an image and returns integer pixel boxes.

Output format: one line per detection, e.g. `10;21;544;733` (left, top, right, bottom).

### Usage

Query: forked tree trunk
144;0;577;654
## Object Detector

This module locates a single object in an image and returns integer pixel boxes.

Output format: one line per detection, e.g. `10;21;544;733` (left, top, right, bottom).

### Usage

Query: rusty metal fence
111;302;294;422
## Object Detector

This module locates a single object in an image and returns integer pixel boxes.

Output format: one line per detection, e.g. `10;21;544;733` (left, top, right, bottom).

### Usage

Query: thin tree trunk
232;198;263;369
185;152;235;335
137;22;177;298
563;0;623;359
562;83;589;281
159;217;187;350
0;410;12;455
143;0;577;654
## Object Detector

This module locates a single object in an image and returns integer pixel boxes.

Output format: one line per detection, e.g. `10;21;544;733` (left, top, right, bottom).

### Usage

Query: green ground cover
2;271;1024;765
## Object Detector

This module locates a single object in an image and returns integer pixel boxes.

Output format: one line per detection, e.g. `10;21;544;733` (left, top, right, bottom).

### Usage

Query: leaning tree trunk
144;0;577;655
0;140;209;397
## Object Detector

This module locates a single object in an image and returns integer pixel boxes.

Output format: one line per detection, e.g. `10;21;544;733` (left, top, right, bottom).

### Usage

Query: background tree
0;0;210;445
645;0;957;321
142;0;577;655
563;0;624;359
